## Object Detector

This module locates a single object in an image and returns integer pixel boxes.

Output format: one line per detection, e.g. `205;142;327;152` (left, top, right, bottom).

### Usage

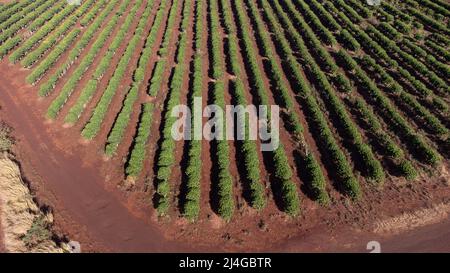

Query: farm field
0;0;449;252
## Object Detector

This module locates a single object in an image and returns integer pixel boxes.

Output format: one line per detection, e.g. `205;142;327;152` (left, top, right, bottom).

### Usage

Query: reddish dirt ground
276;214;450;253
1;0;450;253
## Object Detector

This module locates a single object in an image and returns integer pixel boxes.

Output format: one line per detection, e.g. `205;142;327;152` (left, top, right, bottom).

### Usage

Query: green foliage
182;0;205;221
125;103;154;178
269;0;383;184
0;36;21;59
82;0;152;140
338;49;441;167
398;160;418;181
339;29;360;51
10;1;86;63
393;20;412;34
221;0;266;211
345;0;372;18
334;0;363;24
267;0;361;198
295;0;337;46
105;0;164;156
80;0;107;26
358;55;448;136
0;0;55;47
366;25;448;94
22;0;104;68
308;0;341;31
0;1;30;25
154;0;192;216
38;0;122;95
22;216;51;248
304;153;329;205
377;22;401;41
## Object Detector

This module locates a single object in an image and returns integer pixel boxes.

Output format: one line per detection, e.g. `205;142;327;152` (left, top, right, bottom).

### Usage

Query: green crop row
80;0;108;27
251;0;329;202
270;0;384;183
429;33;449;47
337;49;441;166
293;0;336;46
328;5;447;105
377;23;449;80
222;0;266;210
0;0;54;46
28;0;66;32
0;0;41;33
352;97;417;180
406;7;449;35
242;0;304;135
37;0;121;94
231;0;271;114
365;25;448;94
125;103;154;178
147;0;182;97
283;0;339;75
104;85;139;155
272;144;300;216
352;98;404;160
426;0;450;10
26;26;82;85
0;1;24;23
221;0;266;211
155;0;191;216
338;29;360;51
358;55;448;136
393;20;412;34
182;0;204;221
333;0;363;24
400;39;450;94
266;0;361;199
0;36;21;59
9;1;86;63
424;40;450;62
198;0;234;220
292;0;420;181
374;7;394;22
344;0;373;18
325;4;449;132
210;0;223;80
377;22;402;41
81;0;154;140
306;0;341;31
47;0;138;120
380;2;412;22
105;0;165;157
20;0;100;68
211;82;235;221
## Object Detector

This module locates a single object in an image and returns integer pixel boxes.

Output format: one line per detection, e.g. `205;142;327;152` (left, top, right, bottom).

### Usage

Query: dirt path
378;216;450;253
274;214;450;253
0;62;194;252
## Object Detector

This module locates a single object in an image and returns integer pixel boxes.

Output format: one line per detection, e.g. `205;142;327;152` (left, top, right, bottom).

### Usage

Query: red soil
0;0;450;253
